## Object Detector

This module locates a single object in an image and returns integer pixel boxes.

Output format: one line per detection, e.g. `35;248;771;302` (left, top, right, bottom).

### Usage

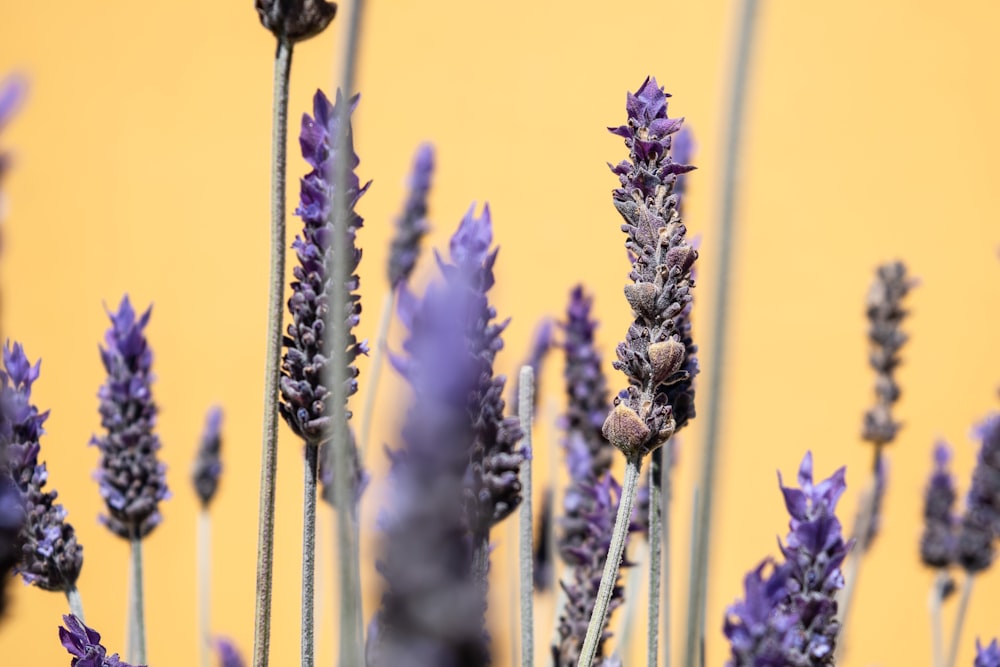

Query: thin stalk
662;440;673;667
648;448;663;667
929;570;948;667
329;3;368;664
252;36;293;667
518;366;536;667
66;586;85;622
576;455;642;667
198;510;211;667
129;536;147;665
683;1;761;666
945;573;974;667
301;443;320;667
617;543;647;659
358;291;395;463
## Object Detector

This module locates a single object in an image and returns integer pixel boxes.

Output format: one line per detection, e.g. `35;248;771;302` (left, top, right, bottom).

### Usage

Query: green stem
576;455;642;667
252;36;293;667
130;536;147;665
198;510;211;667
517;366;535;667
648;448;663;667
683;1;761;666
945;574;974;667
358;291;395;463
301;443;319;667
66;585;85;622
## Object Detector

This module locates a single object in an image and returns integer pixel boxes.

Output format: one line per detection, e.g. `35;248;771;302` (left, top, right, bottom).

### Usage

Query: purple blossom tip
192;406;224;508
977;639;1000;667
448;203;494;273
0;74;26;132
958;414;1000;572
60;614;140;667
214;637;246;667
93;296;168;540
388;143;435;287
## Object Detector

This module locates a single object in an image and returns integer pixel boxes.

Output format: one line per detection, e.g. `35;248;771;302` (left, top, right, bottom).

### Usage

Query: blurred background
1;1;999;665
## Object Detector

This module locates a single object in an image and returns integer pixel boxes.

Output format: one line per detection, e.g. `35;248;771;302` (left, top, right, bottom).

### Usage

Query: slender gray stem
648;448;663;667
329;3;368;664
130;536;147;665
66;586;85;622
577;455;642;667
198;510;211;667
616;546;646;660
929;571;948;667
683;1;761;666
252;36;292;667
945;574;974;667
301;443;319;667
358;291;395;463
662;440;673;667
518;366;536;667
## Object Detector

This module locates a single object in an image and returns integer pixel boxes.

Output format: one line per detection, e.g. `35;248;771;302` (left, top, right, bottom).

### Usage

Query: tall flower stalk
578;76;697;667
191;407;224;667
92;297;168;665
252;3;335;666
1;343;85;618
921;443;958;667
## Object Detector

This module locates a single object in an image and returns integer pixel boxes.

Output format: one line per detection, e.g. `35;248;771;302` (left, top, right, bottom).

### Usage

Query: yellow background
1;1;999;666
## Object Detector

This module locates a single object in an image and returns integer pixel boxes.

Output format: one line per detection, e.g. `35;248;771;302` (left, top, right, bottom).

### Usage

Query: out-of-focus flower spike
957;414;1000;573
0;476;22;619
388;143;435;288
921;442;957;568
976;639;1000;667
192;407;224;509
215;637;246;667
533;487;553;592
512;317;554;416
59;614;140;667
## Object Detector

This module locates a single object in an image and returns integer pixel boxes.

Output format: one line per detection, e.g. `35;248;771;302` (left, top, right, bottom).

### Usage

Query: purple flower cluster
92;297;169;540
191;407;224;509
957;414;1000;573
0;476;22;617
387;143;434;289
921;443;958;568
59;615;140;667
725;453;850;667
1;343;83;591
215;637;246;667
977;639;1000;667
281;89;369;503
604;77;697;460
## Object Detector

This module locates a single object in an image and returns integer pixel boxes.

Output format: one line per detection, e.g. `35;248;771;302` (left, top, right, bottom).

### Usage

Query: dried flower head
921;442;957;568
977;639;1000;667
606;77;697;459
191;407;224;509
387;143;435;288
59;614;140;667
1;342;83;591
92;297;169;540
255;0;336;43
861;261;912;446
957;414;1000;573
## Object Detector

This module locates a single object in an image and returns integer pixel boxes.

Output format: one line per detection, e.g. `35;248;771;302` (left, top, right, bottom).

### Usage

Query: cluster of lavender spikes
604;77;696;461
1;343;83;591
725;453;851;667
92;297;169;540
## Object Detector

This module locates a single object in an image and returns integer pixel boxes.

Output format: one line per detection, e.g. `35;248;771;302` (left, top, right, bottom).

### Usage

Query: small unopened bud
603;402;650;458
624;282;657;318
648;339;686;385
665;244;696;274
256;0;337;43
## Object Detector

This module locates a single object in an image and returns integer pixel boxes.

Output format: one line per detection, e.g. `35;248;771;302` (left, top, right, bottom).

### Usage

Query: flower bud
648;338;685;385
623;282;657;318
602;402;650;458
256;0;337;43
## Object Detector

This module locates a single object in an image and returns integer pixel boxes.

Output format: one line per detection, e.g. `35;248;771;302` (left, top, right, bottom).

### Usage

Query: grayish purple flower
605;77;697;460
957;414;1000;573
191;407;223;508
281;89;369;503
92;297;169;540
921;442;957;568
215;637;246;667
388;143;434;288
59;614;140;667
976;639;1000;667
0;476;22;619
2;342;83;591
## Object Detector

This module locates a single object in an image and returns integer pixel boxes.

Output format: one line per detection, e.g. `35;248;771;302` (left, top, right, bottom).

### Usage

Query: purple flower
59;614;140;667
1;342;84;591
605;77;697;460
92;296;169;540
511;317;554;417
723;561;798;667
957;414;1000;573
976;639;1000;667
191;407;224;508
214;637;246;667
388;143;435;288
0;74;26;189
281;89;369;504
672;126;695;204
0;476;23;618
921;443;957;568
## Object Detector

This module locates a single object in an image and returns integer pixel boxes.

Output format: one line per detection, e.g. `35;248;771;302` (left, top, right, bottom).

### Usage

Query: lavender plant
192;407;223;667
1;343;84;616
977;640;1000;667
92;296;167;664
59;614;139;667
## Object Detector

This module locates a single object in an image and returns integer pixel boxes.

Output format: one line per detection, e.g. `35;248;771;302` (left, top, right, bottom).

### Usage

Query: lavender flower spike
957;414;1000;573
0;74;26;189
60;614;140;667
921;442;958;568
387;143;434;288
0;476;22;619
977;639;1000;667
723;561;797;667
192;407;224;509
280;89;369;500
92;296;168;539
215;637;246;667
605;76;697;460
2;342;83;591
